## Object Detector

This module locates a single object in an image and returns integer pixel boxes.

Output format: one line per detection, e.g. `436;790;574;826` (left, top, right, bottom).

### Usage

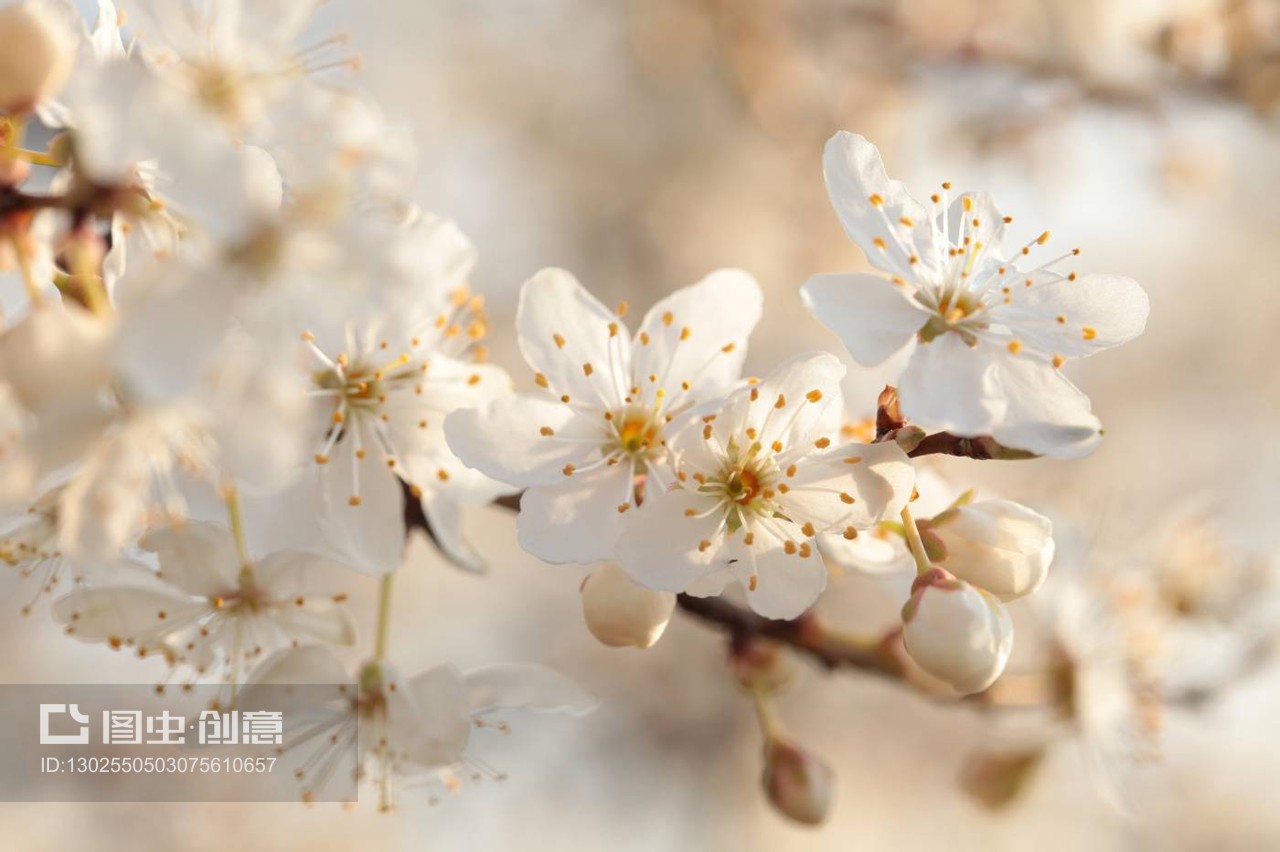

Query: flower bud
958;748;1044;811
762;738;834;826
933;499;1054;601
0;304;113;413
901;569;1013;694
580;563;675;649
0;3;74;114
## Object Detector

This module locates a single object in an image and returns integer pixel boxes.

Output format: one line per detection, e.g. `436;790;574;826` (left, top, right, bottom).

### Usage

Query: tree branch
675;594;906;680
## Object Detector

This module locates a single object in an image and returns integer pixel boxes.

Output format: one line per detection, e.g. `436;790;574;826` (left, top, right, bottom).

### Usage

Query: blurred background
4;0;1280;848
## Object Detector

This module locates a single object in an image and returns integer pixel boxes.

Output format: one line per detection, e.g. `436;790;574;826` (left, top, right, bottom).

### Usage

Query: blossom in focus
901;567;1014;694
802;131;1150;458
242;645;597;807
616;352;914;619
51;521;356;675
446;267;763;565
579;562;675;649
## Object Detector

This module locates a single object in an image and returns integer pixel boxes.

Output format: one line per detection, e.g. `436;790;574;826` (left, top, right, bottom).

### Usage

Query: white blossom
446;267;763;565
52;520;355;676
802;132;1149;458
616;352;914;619
241;645;596;807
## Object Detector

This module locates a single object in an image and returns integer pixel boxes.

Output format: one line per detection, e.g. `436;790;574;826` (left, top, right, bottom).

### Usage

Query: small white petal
936;500;1054;601
801;273;924;366
464;663;598;716
516;461;635;565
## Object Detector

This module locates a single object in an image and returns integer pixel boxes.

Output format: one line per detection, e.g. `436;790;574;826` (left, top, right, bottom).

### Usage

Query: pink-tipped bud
0;3;74;114
580;563;675;649
763;738;835;826
901;568;1013;694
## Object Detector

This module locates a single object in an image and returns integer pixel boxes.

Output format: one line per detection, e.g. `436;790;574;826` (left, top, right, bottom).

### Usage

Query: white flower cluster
0;0;590;808
0;0;1151;818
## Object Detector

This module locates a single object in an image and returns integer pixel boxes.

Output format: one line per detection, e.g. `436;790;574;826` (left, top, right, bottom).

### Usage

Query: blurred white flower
802;131;1149;458
299;214;513;574
616;352;914;619
124;0;353;130
242;645;597;808
1034;567;1161;810
52;520;355;675
446;267;763;565
901;568;1014;694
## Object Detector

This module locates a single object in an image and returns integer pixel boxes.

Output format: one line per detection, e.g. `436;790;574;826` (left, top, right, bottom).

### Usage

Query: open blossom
446;267;763;565
1036;567;1162;810
242;645;597;807
124;0;357;130
802;132;1149;458
52;521;355;675
616;352;914;619
300;213;513;574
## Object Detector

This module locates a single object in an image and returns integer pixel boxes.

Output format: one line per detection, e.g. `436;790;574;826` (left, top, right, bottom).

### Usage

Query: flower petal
516;460;635;565
897;334;1000;436
800;273;924;366
988;354;1103;459
1000;273;1149;360
416;487;487;573
617;486;726;593
139;521;241;597
445;393;603;487
397;663;472;767
52;586;204;651
780;441;915;531
465;663;598;716
730;523;827;620
317;443;406;576
631;269;763;402
516;268;629;409
823;131;941;280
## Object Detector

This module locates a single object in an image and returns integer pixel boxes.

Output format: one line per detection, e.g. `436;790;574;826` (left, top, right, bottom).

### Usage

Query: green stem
900;505;932;577
751;687;781;741
373;573;395;662
223;482;252;570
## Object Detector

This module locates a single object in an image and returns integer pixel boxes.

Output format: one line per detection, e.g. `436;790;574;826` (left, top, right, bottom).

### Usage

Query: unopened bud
930;499;1053;601
901;569;1013;694
580;563;675;649
958;748;1044;811
762;738;834;826
0;303;113;413
0;3;74;114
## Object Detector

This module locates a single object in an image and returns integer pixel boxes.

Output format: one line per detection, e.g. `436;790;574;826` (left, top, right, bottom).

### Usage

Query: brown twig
675;594;906;680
